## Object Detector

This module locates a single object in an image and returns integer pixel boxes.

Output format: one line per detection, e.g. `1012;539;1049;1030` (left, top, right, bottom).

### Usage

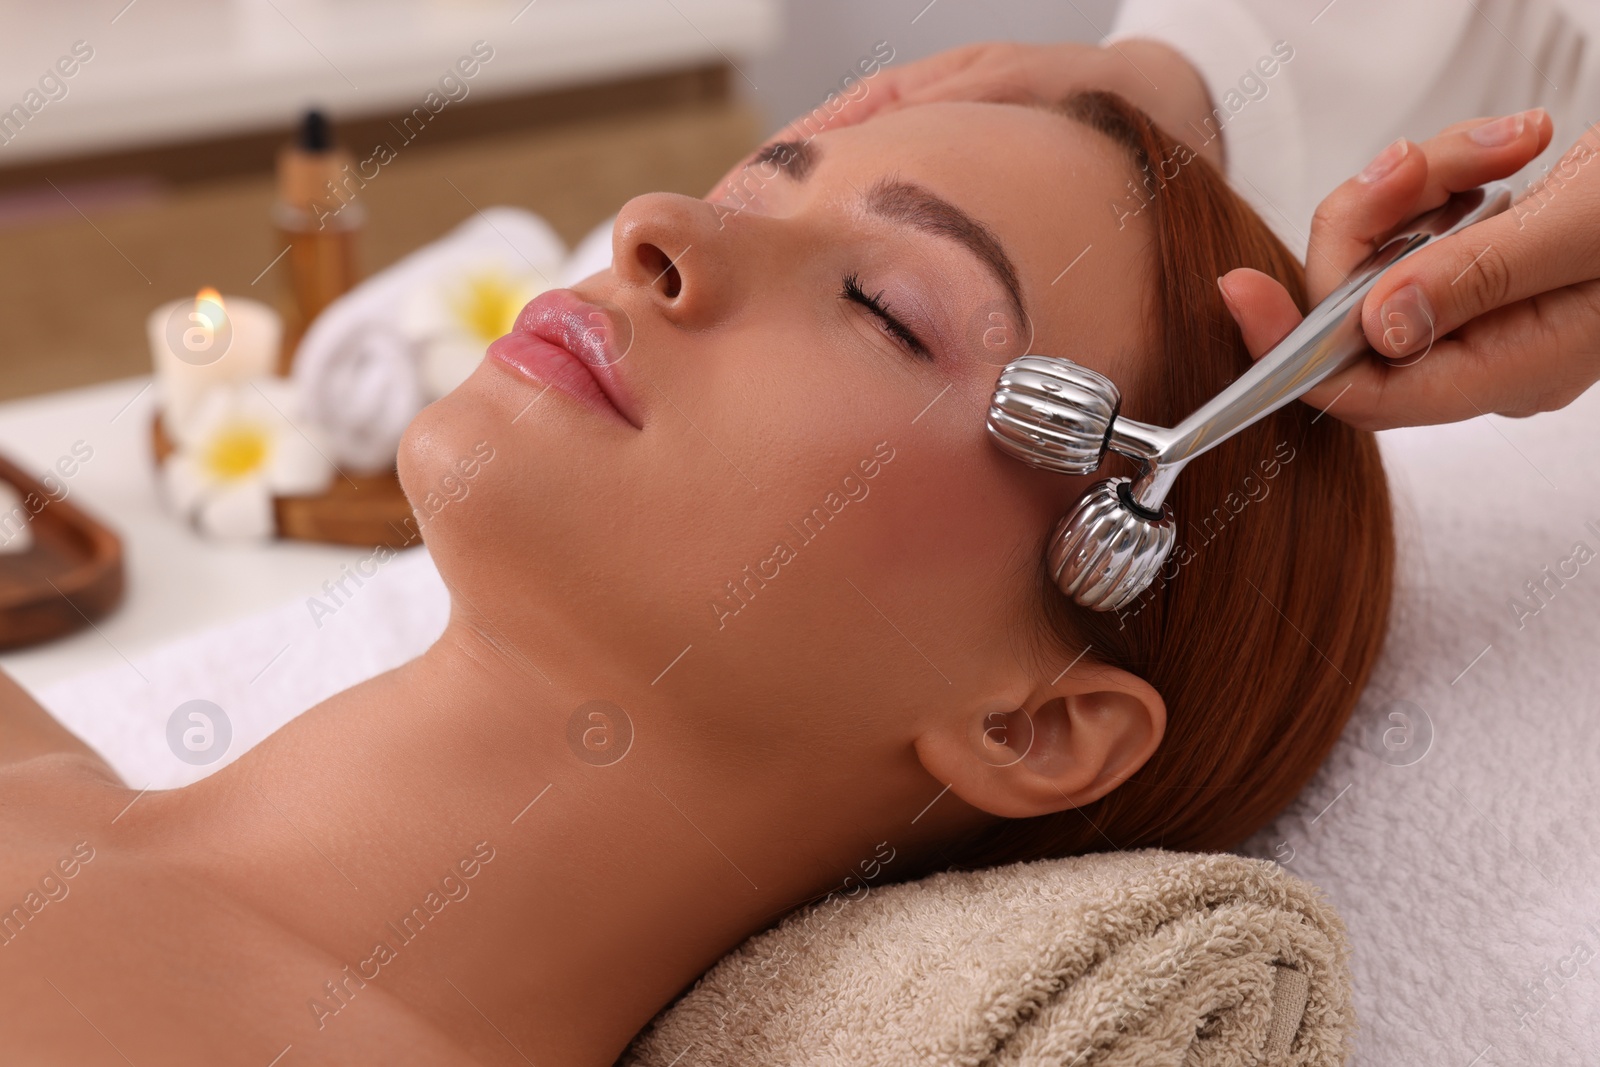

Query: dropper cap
299;109;331;152
277;107;351;212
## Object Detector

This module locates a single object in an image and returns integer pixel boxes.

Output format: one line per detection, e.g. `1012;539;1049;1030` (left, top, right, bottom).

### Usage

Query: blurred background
0;0;1115;401
0;0;1117;687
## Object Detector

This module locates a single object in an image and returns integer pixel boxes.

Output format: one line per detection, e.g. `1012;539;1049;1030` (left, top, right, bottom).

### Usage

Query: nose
611;192;732;325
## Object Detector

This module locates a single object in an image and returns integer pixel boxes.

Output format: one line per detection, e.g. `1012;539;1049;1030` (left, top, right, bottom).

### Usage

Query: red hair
938;90;1395;870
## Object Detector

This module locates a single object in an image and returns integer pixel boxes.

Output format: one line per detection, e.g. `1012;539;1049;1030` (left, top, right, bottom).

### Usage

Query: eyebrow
750;138;819;182
749;138;1028;335
862;177;1028;332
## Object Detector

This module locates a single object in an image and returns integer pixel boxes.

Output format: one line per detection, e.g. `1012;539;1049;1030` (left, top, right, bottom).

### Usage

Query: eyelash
840;273;932;361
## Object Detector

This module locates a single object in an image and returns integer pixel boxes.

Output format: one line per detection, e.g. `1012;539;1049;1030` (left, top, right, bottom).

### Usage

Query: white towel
37;545;448;788
1237;387;1600;1062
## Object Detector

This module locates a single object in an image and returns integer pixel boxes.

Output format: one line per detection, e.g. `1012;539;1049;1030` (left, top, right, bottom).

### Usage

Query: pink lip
486;289;641;428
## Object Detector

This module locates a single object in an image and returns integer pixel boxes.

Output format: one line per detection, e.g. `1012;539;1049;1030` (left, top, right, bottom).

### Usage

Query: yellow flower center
452;272;524;342
202;422;270;481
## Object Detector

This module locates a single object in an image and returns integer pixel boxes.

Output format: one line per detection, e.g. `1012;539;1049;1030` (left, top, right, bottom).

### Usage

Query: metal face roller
988;181;1514;612
1047;479;1176;612
988;356;1122;475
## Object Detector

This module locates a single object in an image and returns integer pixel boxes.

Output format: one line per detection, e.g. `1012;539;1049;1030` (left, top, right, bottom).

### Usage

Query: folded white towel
291;207;568;473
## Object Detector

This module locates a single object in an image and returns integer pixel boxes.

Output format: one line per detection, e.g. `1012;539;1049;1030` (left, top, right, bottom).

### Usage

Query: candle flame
191;287;228;340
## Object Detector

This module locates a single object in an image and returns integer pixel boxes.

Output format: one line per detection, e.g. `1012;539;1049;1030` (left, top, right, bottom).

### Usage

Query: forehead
818;102;1156;380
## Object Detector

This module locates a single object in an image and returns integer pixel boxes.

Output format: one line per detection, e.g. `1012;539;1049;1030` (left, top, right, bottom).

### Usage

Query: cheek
847;443;1037;640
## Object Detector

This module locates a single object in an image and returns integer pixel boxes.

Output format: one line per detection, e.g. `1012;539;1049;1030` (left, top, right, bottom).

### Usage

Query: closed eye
840;273;932;362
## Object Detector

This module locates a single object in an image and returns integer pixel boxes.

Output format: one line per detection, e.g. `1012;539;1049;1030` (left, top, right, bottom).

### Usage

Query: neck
158;613;954;1065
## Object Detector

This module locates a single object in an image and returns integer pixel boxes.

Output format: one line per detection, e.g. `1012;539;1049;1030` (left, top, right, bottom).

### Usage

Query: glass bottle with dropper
273;109;364;374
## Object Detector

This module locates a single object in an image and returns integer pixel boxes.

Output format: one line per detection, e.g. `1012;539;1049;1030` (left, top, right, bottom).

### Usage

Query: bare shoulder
0;746;132;872
0;668;128;871
0;666;122;783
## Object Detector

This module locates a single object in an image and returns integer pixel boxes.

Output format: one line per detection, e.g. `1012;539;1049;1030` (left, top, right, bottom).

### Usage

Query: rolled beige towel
619;848;1353;1067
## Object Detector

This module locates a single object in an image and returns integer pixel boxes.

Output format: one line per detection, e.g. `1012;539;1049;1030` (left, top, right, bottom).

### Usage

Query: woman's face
401;101;1157;802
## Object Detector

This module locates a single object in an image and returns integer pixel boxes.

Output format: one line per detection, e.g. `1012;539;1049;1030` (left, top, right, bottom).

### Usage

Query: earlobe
915;668;1166;821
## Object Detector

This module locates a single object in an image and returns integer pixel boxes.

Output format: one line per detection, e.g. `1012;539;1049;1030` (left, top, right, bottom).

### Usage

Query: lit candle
147;288;281;430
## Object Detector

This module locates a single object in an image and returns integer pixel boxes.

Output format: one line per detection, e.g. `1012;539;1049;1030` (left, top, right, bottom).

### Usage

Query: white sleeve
1103;0;1478;258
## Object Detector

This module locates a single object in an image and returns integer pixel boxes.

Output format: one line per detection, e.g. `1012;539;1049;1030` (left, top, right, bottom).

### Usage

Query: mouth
486;289;641;429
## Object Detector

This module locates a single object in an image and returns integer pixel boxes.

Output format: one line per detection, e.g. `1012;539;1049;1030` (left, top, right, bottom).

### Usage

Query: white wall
740;0;1121;136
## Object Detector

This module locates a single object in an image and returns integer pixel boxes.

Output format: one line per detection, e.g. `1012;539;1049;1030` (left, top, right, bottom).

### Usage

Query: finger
1218;267;1301;357
1406;108;1554;206
1303;111;1550;302
835;64;1049;133
1303;137;1428;302
1219;267;1376;414
1363;118;1600;358
824;74;906;129
1320;277;1600;429
775;68;915;136
825;46;985;129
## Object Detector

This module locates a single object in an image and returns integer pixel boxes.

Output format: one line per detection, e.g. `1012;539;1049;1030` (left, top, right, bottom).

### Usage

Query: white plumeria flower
403;263;549;400
162;378;335;540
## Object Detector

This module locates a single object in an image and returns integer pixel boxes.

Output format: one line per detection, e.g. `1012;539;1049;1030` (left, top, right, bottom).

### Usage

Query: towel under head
619;847;1353;1067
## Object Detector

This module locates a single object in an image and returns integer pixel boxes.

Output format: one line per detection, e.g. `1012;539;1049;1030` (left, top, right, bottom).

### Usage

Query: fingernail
1216;274;1237;314
1357;138;1409;183
1377;284;1434;357
1470;112;1527;146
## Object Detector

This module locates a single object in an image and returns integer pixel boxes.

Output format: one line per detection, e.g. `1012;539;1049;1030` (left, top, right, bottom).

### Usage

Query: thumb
1217;268;1302;359
1218;266;1388;420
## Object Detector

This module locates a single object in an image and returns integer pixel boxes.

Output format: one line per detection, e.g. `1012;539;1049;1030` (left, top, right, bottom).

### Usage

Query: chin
394;371;499;549
399;359;498;492
397;395;458;508
394;356;633;638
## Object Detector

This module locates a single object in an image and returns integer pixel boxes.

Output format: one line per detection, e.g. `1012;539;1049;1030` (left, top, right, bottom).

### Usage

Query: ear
913;663;1166;820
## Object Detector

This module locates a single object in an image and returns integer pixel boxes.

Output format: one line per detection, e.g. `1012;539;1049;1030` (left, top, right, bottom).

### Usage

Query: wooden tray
0;451;125;651
150;412;418;550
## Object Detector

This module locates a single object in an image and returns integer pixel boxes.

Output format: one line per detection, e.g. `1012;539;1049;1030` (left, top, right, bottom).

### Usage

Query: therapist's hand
781;39;1226;171
1219;108;1600;430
